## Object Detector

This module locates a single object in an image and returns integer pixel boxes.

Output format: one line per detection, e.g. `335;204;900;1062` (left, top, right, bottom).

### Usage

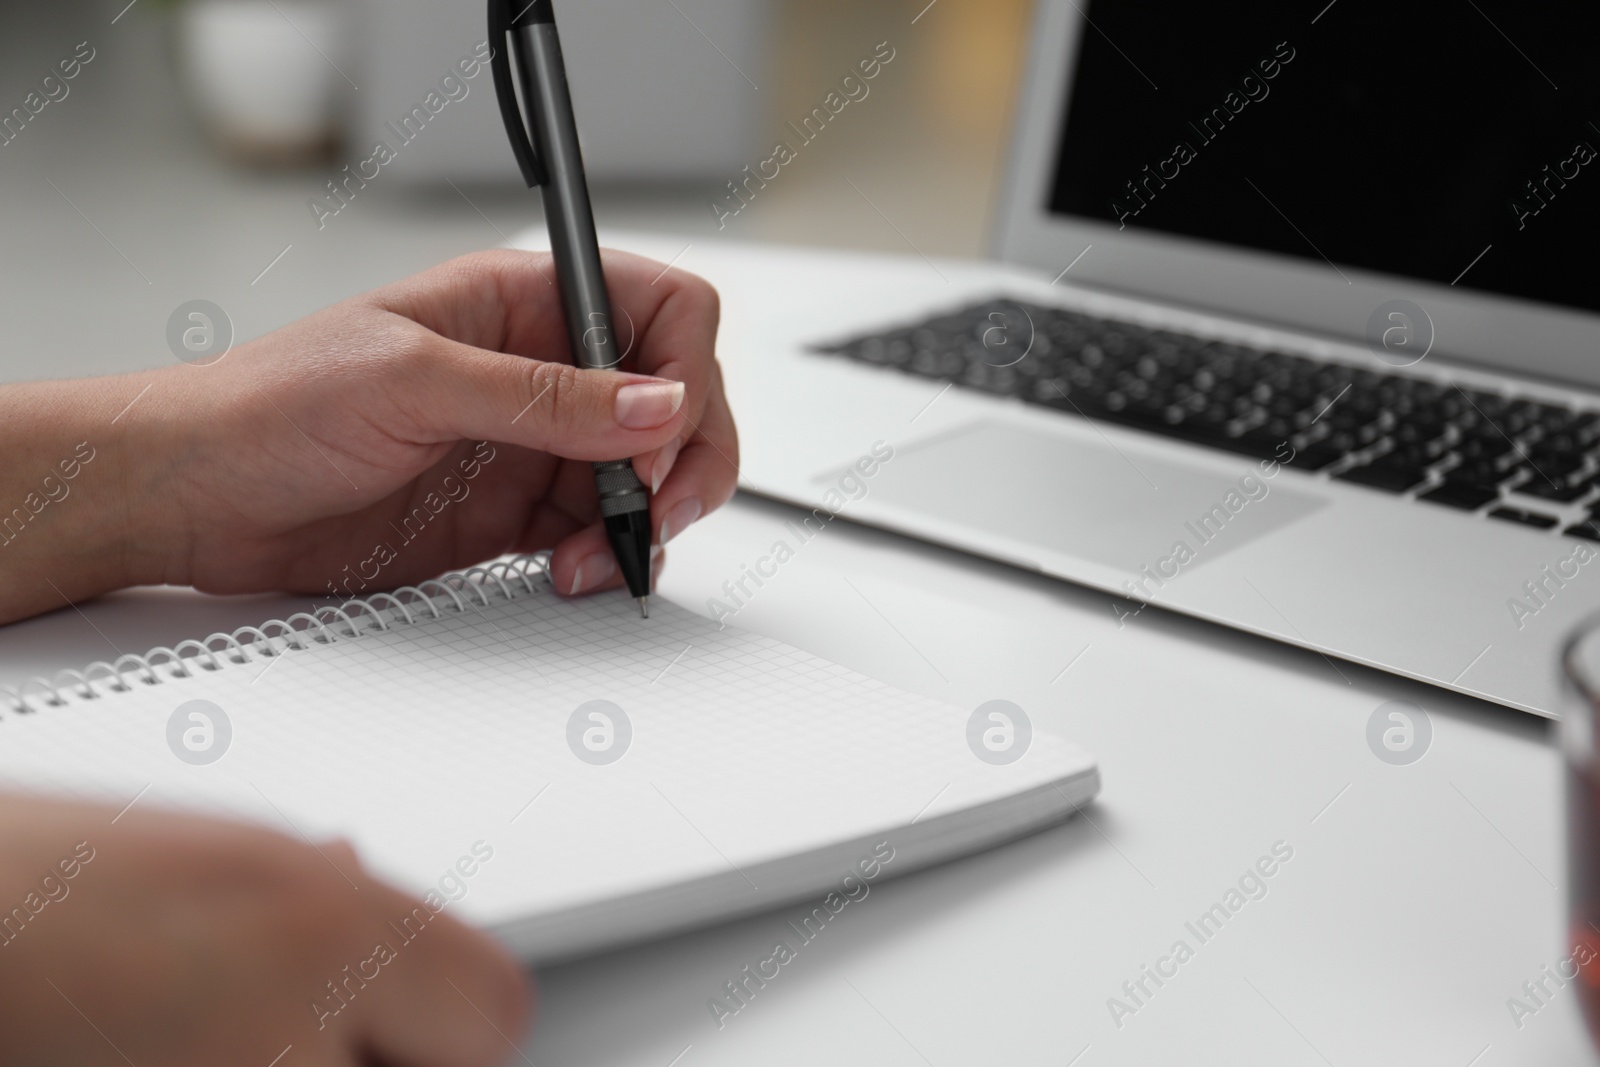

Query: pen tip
638;597;650;620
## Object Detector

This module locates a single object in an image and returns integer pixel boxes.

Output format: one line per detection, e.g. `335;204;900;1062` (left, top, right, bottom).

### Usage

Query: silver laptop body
699;0;1600;717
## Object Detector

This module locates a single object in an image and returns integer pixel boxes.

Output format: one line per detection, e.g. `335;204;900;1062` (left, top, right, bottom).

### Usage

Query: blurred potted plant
157;0;347;162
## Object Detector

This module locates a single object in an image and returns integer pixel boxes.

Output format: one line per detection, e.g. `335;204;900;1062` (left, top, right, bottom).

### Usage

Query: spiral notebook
0;556;1099;962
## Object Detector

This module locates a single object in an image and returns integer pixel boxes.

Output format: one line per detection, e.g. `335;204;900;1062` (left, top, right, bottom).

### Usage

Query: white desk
0;490;1584;1066
527;497;1584;1067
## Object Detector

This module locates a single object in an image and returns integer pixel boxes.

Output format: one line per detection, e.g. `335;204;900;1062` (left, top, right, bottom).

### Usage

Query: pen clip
488;0;549;188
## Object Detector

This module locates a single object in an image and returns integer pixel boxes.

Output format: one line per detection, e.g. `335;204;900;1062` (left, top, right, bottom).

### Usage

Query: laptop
629;0;1600;717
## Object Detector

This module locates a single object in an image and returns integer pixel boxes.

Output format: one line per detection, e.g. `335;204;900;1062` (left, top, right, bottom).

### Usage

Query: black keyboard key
1385;442;1436;469
1451;457;1518;487
1456;436;1513;464
1336;458;1428;493
1567;521;1600;542
1542;432;1582;456
1393;421;1444;448
1525;454;1584;480
1489;507;1560;530
1506;401;1555;434
1420;479;1501;510
1514;475;1593;503
1465;391;1514;419
1284;443;1345;470
1201;431;1288;461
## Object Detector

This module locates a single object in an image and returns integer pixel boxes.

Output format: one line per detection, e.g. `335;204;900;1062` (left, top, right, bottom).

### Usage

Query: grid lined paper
0;574;1096;952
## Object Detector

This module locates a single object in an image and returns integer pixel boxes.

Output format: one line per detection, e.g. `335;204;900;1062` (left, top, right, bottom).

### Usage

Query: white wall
350;0;773;183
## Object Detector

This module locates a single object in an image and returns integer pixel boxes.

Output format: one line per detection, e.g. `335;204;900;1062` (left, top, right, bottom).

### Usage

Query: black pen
490;0;654;618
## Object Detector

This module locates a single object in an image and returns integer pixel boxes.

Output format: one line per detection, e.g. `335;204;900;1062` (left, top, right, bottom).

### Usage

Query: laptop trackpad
836;421;1328;575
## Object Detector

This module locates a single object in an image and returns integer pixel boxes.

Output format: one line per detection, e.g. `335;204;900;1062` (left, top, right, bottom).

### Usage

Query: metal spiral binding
0;555;553;718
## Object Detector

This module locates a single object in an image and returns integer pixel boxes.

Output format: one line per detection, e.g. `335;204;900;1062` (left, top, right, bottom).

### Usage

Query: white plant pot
179;0;345;161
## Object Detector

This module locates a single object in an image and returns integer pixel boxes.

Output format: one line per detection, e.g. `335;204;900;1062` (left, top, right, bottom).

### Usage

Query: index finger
370;248;720;394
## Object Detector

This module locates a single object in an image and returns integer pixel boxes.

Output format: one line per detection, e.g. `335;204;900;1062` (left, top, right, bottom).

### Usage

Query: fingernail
660;498;702;545
568;552;617;595
652;439;682;494
615;381;685;430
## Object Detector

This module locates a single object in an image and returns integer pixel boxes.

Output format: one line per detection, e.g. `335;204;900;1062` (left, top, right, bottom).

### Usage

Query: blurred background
0;0;1030;383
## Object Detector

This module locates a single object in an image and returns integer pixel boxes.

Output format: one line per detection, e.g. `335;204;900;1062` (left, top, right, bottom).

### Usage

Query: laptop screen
1047;0;1599;315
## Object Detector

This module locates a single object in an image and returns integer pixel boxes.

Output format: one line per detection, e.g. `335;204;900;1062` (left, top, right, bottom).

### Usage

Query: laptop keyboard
812;298;1600;541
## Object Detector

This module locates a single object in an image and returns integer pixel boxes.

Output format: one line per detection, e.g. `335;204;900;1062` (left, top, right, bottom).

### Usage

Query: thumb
411;338;686;461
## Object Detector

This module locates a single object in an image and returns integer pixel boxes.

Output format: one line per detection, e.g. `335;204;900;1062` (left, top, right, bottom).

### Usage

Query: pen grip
592;459;648;518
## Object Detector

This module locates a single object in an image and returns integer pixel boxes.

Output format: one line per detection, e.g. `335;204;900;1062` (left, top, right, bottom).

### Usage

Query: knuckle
233;829;334;886
447;247;545;300
445;247;511;281
320;837;362;871
256;850;367;942
686;273;721;321
453;249;514;293
525;360;583;427
181;827;362;914
212;825;343;886
454;248;506;272
387;321;439;374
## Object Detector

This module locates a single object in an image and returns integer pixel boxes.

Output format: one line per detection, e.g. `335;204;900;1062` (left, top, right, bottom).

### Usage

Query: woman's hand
0;794;532;1067
0;248;737;622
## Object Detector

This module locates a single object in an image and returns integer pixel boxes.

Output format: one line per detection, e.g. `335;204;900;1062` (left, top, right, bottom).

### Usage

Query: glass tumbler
1562;618;1600;1047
